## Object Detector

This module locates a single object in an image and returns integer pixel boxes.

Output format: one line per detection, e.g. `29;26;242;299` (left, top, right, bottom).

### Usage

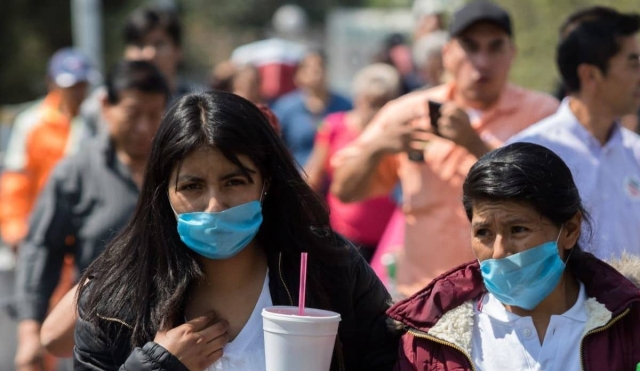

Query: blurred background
1;0;638;106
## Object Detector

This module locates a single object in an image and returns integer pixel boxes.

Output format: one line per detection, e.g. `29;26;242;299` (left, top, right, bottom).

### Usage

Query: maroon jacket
388;251;640;371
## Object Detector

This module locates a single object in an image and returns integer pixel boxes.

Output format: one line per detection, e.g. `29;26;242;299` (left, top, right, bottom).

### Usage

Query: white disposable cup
262;306;341;371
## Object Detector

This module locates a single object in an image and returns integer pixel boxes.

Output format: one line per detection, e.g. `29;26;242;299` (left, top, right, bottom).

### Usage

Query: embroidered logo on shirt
624;175;640;201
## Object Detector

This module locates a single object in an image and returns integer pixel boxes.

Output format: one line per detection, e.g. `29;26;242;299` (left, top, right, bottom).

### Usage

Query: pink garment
317;112;396;246
332;83;560;296
370;207;405;286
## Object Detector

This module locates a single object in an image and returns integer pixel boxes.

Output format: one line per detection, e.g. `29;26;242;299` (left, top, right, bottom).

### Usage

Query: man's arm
0;172;36;248
14;160;78;369
0;103;43;248
330;96;433;203
304;140;330;193
330;140;396;203
41;283;78;357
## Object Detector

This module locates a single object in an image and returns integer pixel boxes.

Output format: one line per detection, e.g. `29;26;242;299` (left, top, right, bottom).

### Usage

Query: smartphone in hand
428;100;442;136
408;100;442;162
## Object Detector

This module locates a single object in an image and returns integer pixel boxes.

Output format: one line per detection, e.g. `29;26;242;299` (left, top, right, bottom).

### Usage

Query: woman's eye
475;229;491;237
225;179;246;187
179;183;201;191
511;226;528;234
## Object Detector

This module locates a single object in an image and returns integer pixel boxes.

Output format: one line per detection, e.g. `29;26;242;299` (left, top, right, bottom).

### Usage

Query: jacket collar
387;260;485;333
568;250;640;314
387;251;640;333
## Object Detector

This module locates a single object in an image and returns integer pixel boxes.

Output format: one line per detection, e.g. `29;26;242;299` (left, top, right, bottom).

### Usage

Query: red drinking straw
298;252;308;316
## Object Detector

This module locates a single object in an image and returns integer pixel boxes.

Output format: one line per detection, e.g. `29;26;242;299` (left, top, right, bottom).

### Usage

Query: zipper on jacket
97;313;134;329
579;307;630;371
407;328;477;371
278;253;294;306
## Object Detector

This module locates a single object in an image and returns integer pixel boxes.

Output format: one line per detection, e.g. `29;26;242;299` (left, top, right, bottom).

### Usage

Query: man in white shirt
510;6;640;259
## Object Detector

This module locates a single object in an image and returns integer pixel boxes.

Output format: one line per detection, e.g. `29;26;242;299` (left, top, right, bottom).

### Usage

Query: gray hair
607;252;640;288
351;63;402;107
413;31;449;70
412;0;462;20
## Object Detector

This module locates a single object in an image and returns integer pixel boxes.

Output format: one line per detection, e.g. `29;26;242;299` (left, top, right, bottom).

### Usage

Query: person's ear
174;46;184;65
577;64;603;92
561;211;583;252
441;39;457;74
100;93;113;123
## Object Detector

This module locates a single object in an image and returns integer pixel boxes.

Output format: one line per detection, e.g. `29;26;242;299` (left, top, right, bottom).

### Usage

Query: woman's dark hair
78;91;346;347
557;6;640;93
106;60;169;104
462;142;591;244
124;5;182;47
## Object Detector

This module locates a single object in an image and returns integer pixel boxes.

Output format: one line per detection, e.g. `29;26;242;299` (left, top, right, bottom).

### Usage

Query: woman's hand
153;311;229;371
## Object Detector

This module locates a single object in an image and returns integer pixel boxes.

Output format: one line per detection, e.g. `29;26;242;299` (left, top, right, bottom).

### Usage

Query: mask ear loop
168;192;179;219
557;225;575;264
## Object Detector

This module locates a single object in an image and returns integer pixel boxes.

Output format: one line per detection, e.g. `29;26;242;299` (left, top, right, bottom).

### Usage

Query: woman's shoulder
77;279;136;333
75;281;135;367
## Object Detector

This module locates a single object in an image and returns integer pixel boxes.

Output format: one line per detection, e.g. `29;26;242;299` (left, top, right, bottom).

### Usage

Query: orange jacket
0;91;74;245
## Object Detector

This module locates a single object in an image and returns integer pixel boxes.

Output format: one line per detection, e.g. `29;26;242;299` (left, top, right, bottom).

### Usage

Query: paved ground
0;263;18;371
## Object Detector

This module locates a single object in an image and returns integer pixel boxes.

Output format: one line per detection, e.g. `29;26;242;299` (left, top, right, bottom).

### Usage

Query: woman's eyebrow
219;168;257;181
471;221;490;229
177;174;202;182
502;216;534;225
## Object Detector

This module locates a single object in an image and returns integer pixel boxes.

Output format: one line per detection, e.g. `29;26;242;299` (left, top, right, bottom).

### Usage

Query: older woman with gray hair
305;63;401;262
412;30;449;88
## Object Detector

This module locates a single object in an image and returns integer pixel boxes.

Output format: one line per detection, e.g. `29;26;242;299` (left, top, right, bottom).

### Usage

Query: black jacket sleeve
73;286;189;371
343;244;400;370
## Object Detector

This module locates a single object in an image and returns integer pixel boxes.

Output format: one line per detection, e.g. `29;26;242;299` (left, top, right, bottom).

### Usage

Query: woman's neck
303;88;330;115
507;272;580;343
197;243;268;295
187;243;269;341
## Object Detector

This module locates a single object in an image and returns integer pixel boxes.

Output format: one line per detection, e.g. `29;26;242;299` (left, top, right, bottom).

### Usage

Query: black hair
78;91;346;347
557;6;640;93
106;60;169;104
124;5;182;47
462;142;591;247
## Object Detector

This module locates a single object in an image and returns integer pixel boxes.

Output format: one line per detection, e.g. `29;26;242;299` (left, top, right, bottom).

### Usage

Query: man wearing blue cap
0;47;97;252
0;47;95;371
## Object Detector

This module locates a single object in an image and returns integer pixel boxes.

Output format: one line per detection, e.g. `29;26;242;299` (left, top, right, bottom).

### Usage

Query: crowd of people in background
2;0;640;370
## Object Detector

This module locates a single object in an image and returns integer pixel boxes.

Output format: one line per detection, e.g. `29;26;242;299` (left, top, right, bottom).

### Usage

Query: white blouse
471;282;587;371
206;271;272;371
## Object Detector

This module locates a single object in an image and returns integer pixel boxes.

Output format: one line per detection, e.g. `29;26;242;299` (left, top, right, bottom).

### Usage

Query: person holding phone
331;0;559;297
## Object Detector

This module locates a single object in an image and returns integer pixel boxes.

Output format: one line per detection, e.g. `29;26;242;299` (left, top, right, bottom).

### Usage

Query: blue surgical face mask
170;187;265;260
479;228;566;311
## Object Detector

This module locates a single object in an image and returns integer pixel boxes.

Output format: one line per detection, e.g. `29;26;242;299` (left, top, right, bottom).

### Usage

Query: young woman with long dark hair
73;91;398;371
